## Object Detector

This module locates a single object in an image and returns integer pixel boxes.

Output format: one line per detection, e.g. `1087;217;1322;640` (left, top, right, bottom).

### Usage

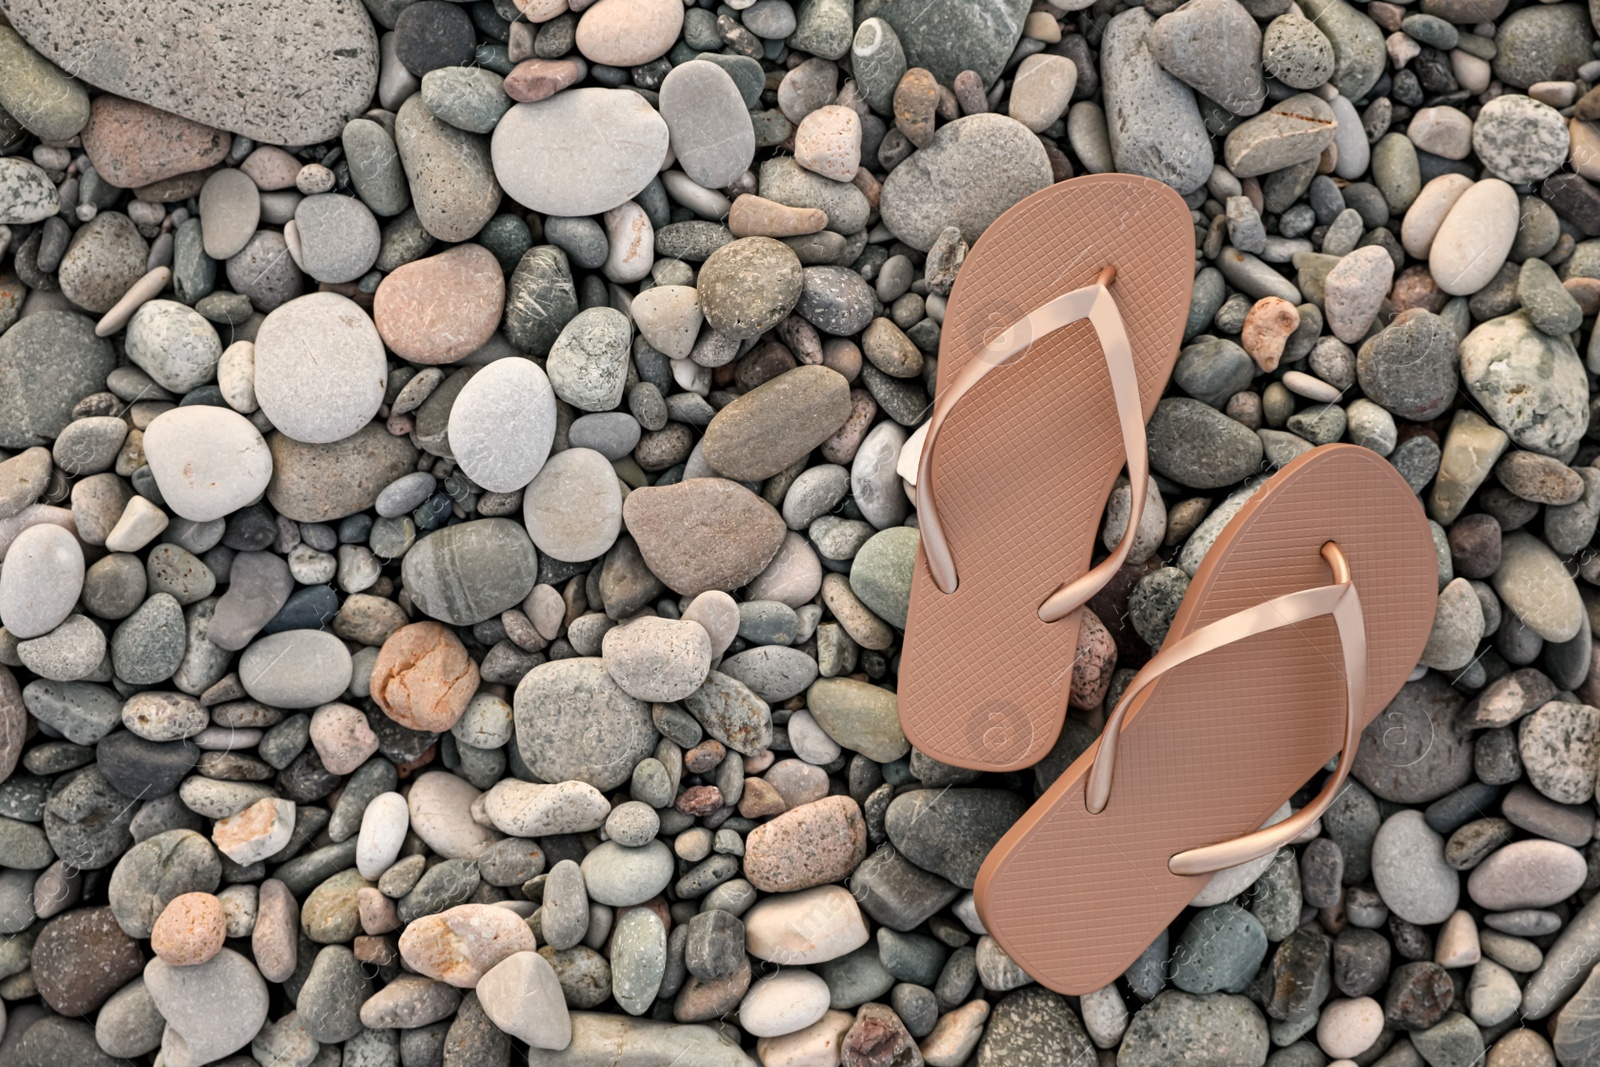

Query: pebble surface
0;1;1599;1065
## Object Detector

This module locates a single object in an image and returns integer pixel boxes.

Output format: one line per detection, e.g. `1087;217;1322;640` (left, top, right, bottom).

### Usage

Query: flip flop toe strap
1084;541;1368;876
916;267;1148;623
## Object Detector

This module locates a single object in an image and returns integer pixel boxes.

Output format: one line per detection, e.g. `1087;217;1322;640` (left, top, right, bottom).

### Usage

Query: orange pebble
150;892;227;966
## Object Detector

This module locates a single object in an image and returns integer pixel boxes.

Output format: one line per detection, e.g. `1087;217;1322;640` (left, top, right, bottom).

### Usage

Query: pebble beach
1;0;1600;1065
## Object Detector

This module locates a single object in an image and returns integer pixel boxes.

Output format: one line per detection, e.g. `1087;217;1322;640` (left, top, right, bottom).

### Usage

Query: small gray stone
294;194;381;283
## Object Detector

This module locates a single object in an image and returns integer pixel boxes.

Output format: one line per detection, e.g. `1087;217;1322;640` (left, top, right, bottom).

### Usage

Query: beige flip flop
897;173;1196;773
973;444;1438;994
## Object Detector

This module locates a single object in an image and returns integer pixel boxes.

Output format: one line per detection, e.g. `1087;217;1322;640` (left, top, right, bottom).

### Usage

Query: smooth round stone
850;527;916;629
143;406;273;522
492;89;669;216
198;168;261;260
144;949;269;1067
57;212;149;314
448;358;556;493
512;659;657;790
18;616;107;682
579;838;674;906
698;237;805;341
407;771;497;859
545;216;609;270
125;300;222;393
1473;94;1568;184
254;293;387;445
342;118;410;217
294;194;381;283
720;645;819;704
1171;904;1268;995
1356;309;1457;422
239;630;352;708
575;0;682;66
375;471;436;517
568;413;642;460
1460;312;1588;459
421;64;511;135
610;907;667;1016
1468;840;1587;909
395;0;475;75
0;525;83;639
1431;179;1518;297
150;891;226;966
879;113;1052;251
373;243;505;365
547;307;632;412
658;61;756;189
1009;53;1078;133
744;884;868;964
795;104;861;183
602;616;712;702
395;94;502;244
1493;531;1584;643
400;904;537;989
402;518;538;625
742;970;831;1038
356;791;408;879
1261;13;1335;89
1317;997;1384;1060
521;447;622;563
1148;398;1265;489
1372;809;1460;925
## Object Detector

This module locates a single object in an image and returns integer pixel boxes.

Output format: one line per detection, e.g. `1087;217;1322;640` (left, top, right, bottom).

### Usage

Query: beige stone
398;904;537;987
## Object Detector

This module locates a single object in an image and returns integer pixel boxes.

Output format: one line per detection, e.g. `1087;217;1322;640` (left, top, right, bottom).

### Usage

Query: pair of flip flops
899;174;1440;995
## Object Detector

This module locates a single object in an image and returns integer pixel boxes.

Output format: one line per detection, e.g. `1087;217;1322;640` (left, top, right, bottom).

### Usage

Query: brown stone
683;739;726;773
1566;276;1600;316
622;478;787;595
373;244;505;365
674;957;752;1022
82;95;230;189
702;366;853;481
503;58;585;102
738;777;787;818
254;878;300;983
743;795;867;892
371;621;480;732
150;892;227;966
1390;265;1450;314
728;194;829;238
266;422;420;523
842;1002;920;1067
333;593;410;646
31;906;144;1015
893;68;939;148
675;784;725;816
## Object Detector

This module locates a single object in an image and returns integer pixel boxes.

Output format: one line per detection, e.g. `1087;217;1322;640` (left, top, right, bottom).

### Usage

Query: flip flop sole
899;173;1195;772
974;445;1438;994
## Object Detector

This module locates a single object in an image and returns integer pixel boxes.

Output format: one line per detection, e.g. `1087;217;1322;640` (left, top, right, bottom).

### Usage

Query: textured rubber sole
973;445;1439;994
898;173;1196;772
